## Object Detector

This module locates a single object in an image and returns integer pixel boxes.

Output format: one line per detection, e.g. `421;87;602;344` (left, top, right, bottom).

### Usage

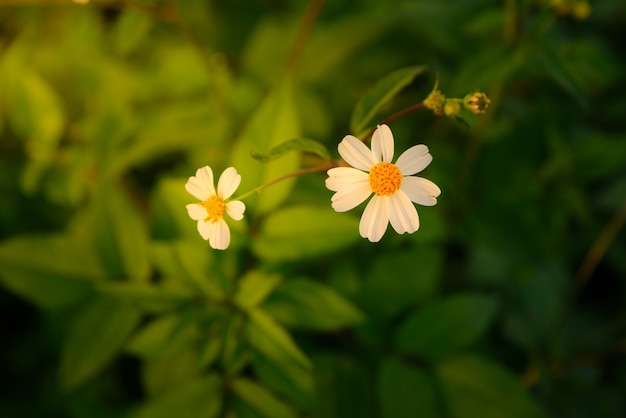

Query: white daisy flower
185;166;246;250
325;124;441;242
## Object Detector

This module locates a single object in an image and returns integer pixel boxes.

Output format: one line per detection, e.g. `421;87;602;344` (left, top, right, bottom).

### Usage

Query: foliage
1;1;626;417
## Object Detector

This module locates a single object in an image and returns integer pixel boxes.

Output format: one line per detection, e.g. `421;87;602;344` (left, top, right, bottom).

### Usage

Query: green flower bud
464;92;490;114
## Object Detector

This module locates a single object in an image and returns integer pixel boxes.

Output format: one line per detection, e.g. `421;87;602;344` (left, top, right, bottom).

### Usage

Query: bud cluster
422;81;491;118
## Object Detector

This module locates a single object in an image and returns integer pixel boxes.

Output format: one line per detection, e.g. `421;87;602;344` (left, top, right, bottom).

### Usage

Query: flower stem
284;0;326;74
232;161;337;201
361;103;427;141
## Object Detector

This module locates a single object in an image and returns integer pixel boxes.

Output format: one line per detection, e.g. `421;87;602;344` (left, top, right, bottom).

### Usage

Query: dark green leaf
251;138;330;163
60;296;141;389
361;248;441;317
395;293;498;361
113;9;152;56
436;355;548;418
232;378;298;418
0;234;103;310
263;278;363;330
234;270;282;311
151;241;225;300
93;184;150;282
141;350;204;398
126;313;197;358
246;308;311;370
253;354;315;409
350;65;427;137
378;358;442;418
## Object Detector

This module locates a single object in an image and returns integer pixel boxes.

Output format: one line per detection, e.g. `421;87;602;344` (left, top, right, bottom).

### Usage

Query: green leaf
113;9;152;56
234;270;282;311
60;296;141;389
246;308;311;370
151;178;200;240
95;281;193;313
394;293;498;361
378;358;442;418
251;205;359;262
221;313;251;375
151;240;225;300
0;234;104;310
253;354;315;409
350;65;427;137
436;355;548;418
93;184;150;282
535;45;590;111
141;350;204;398
126;314;189;357
361;248;441;318
232;378;298;418
263;278;363;330
250;138;330;163
2;64;65;192
134;374;222;418
230;78;301;215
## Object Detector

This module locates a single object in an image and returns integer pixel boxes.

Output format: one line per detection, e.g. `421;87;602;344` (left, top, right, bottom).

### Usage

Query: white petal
209;220;230;250
186;203;206;221
217;167;241;199
338;135;376;171
325;167;369;191
395;145;432;175
331;183;372;212
359;195;389;242
226;200;246;221
387;191;419;234
401;176;441;206
371;124;394;163
185;166;216;200
197;220;212;240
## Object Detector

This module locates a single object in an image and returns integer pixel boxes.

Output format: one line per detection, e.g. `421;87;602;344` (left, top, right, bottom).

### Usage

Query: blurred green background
1;0;626;417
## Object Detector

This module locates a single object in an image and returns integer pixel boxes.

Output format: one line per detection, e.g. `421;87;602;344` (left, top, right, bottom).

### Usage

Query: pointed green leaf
0;234;104;310
234;270;282;311
395;293;498;361
126;314;189;357
250;138;330;163
362;248;441;318
134;374;222;418
263;278;363;330
93;184;150;282
246;308;311;370
378;358;442;418
232;378;298;418
230;79;300;215
251;205;359;262
141;350;204;398
60;297;141;389
95;281;193;312
253;354;315;409
437;355;548;418
151;241;225;300
350;65;427;137
113;9;152;56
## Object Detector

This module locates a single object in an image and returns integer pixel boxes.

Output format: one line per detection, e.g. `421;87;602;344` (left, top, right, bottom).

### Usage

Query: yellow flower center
369;162;403;196
201;195;225;223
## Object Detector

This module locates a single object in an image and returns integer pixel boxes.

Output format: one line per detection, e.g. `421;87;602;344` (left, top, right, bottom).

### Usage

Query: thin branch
575;196;626;288
284;0;326;74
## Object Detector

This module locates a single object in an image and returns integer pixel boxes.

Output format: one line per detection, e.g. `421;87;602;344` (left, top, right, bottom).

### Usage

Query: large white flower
325;124;441;242
185;166;246;250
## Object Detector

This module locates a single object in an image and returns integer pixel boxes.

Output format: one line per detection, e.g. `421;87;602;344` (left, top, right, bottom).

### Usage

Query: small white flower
185;166;246;250
325;124;441;242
